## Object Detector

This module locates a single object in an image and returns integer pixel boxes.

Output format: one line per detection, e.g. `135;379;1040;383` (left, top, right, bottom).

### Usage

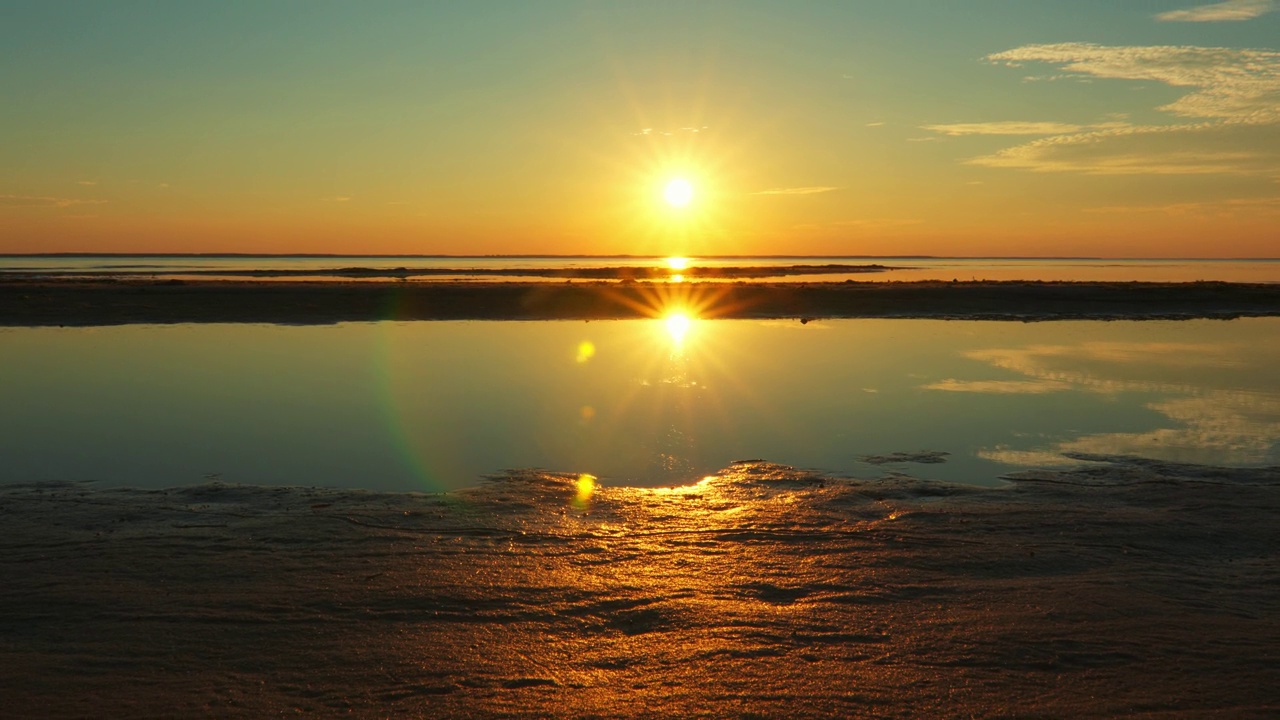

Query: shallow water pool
2;318;1277;491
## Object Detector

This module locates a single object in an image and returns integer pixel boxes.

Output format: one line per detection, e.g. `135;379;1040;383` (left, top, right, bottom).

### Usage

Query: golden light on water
666;256;690;270
665;312;693;344
575;473;596;504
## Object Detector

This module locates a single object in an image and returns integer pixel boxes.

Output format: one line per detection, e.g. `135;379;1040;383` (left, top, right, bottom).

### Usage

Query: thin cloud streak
0;195;107;208
751;186;839;196
1156;0;1275;22
923;121;1087;136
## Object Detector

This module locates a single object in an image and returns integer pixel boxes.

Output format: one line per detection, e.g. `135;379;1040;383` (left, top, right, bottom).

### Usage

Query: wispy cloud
923;379;1072;394
794;218;923;231
325;196;352;202
0;194;107;208
633;126;708;137
987;43;1280;123
1085;196;1280;215
957;42;1280;175
923;121;1088;136
968;122;1280;175
1156;0;1275;22
752;186;839;196
75;180;98;186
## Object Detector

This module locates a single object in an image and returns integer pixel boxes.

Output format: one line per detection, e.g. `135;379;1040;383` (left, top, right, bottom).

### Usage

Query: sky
1;0;1278;257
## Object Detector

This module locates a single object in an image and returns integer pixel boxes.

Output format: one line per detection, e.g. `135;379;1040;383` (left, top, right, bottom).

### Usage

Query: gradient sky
2;0;1278;257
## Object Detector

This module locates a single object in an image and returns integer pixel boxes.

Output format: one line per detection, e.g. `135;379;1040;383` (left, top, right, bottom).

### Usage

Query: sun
663;178;694;208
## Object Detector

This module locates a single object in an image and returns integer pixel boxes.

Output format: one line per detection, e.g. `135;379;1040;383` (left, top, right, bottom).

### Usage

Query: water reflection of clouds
931;339;1280;466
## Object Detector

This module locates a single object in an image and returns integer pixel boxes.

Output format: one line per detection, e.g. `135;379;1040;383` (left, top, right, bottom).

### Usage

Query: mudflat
4;278;1280;325
1;457;1277;718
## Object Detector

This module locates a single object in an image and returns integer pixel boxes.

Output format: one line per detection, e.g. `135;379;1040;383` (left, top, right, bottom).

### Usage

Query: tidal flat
4;278;1280;326
2;457;1277;718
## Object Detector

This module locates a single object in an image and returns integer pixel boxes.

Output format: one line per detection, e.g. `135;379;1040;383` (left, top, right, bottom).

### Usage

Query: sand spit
2;457;1277;718
4;279;1280;325
2;263;896;281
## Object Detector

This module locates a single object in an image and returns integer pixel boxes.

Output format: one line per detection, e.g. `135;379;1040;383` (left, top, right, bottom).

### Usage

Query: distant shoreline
5;278;1280;325
3;252;1279;260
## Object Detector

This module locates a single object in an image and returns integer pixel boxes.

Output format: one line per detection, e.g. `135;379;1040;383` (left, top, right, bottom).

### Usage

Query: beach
3;276;1279;717
2;457;1277;717
5;278;1280;326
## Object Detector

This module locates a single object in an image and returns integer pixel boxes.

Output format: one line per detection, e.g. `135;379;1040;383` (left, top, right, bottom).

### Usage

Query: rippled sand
2;456;1277;718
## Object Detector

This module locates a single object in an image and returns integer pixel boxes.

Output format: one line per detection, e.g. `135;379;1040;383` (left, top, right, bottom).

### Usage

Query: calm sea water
3;318;1276;492
2;255;1278;283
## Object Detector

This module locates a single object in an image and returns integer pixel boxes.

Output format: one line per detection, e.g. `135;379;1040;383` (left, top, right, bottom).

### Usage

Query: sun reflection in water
575;473;596;506
665;313;693;345
665;256;690;271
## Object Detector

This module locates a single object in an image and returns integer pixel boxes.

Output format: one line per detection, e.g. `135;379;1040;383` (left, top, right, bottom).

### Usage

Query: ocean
3;254;1279;283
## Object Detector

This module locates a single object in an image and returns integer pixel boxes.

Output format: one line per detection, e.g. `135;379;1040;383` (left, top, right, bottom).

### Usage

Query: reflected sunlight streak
665;312;693;345
575;473;596;506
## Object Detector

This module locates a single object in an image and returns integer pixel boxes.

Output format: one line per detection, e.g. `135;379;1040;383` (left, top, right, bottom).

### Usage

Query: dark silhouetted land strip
4;278;1280;325
1;262;895;280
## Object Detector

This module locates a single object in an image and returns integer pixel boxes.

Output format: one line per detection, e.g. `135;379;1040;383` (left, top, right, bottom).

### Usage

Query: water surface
3;255;1278;283
2;318;1276;491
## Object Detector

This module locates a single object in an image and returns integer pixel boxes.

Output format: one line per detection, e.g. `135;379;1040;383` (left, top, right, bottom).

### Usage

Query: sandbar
4;278;1280;325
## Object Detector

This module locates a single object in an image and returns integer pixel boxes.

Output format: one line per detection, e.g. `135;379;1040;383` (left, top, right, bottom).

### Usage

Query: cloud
325;196;352;202
967;122;1280;174
1156;0;1275;22
865;121;885;127
923;379;1072;394
1085;196;1280;216
923;121;1088;136
987;43;1280;123
76;180;97;186
0;194;107;208
941;42;1280;176
752;186;839;196
634;126;708;137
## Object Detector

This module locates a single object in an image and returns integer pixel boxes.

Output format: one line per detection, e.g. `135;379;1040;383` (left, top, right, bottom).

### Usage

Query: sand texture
4;279;1280;325
2;456;1277;718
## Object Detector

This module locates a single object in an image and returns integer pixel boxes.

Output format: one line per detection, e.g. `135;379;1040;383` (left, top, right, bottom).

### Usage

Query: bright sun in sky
663;178;694;208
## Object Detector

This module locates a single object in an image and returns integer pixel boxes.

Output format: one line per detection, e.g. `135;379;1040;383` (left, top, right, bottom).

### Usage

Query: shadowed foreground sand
2;456;1277;718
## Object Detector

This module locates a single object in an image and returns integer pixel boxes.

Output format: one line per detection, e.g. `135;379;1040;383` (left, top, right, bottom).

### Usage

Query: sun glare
663;178;694;208
666;256;690;270
665;312;693;344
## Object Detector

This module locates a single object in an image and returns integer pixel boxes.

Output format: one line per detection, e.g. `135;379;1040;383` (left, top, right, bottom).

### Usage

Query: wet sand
2;456;1277;718
4;278;1280;325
